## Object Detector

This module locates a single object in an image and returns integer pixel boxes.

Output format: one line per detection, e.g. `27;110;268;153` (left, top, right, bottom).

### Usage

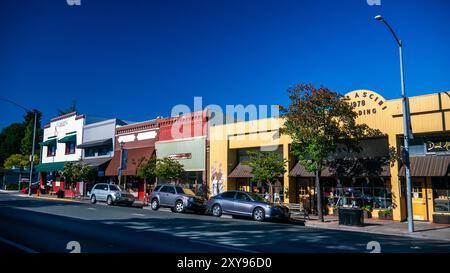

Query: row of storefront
35;110;208;200
33;89;450;223
208;90;450;224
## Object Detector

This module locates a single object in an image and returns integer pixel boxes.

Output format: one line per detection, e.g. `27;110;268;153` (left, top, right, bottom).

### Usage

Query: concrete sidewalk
302;215;450;242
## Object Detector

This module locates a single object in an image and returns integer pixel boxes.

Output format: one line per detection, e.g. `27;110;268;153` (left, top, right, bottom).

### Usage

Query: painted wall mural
211;161;225;196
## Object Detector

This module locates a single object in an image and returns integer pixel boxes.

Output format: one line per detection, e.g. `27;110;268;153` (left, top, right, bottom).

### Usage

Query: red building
105;119;159;200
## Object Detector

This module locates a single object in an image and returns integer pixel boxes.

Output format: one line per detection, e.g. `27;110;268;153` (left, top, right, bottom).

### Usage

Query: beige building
208;90;450;223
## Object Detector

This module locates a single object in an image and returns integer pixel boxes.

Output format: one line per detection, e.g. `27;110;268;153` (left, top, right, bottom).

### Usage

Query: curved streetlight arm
0;98;31;112
377;18;402;47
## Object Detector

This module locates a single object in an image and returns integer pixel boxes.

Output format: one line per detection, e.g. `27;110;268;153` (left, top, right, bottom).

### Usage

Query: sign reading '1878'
345;90;388;116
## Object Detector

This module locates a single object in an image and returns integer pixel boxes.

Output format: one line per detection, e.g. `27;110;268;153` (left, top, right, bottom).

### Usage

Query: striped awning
399;156;450;177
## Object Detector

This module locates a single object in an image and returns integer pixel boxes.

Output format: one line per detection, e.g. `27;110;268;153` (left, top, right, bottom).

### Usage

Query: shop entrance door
411;178;428;221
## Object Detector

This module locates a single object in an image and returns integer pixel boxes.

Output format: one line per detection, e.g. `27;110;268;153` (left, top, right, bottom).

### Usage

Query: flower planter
378;214;393;220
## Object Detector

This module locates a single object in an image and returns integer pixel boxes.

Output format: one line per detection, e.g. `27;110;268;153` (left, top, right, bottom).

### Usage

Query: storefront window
324;177;392;209
432;177;450;213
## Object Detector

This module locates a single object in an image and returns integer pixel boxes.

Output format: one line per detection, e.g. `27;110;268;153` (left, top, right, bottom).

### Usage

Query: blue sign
121;149;128;170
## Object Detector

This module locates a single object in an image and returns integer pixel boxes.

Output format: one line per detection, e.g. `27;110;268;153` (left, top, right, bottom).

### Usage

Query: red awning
105;147;155;176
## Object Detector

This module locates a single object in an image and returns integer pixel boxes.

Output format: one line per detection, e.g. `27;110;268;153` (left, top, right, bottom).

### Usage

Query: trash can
338;207;364;227
57;190;65;198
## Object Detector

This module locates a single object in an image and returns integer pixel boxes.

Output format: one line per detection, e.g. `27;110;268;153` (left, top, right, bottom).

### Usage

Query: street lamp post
0;99;38;196
374;15;414;233
118;141;124;189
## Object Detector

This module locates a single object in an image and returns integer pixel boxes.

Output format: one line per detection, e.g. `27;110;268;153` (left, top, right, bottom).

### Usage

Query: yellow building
208;89;450;223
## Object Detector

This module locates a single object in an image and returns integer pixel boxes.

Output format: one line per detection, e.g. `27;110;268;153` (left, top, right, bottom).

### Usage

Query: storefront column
283;143;290;203
426;177;434;222
388;134;405;221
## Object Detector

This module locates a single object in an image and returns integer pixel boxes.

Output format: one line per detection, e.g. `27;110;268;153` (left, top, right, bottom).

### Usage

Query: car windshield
109;185;121;191
247;192;267;202
176;187;196;196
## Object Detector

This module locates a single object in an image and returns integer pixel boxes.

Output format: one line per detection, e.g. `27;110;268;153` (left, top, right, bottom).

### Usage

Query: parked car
206;190;290;222
90;183;135;206
149;184;206;213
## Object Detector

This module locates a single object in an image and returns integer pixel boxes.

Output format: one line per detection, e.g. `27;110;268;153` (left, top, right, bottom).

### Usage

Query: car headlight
115;192;121;197
188;197;194;203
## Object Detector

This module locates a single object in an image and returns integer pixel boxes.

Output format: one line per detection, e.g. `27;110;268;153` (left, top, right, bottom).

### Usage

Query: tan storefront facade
208;89;450;223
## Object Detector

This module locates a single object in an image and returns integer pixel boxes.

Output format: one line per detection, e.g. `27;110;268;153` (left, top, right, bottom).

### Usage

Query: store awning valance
228;162;253;178
290;158;391;177
58;134;76;143
77;138;112;149
105;147;155;176
35;161;75;172
39;138;57;146
399;156;450;177
82;157;112;168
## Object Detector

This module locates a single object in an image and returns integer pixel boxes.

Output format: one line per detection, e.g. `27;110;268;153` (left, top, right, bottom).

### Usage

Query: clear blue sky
1;0;449;129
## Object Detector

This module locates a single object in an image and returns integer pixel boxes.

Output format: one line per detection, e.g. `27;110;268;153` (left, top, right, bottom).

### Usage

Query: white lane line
192;239;258;253
132;213;146;217
0;236;39;253
87;208;96;210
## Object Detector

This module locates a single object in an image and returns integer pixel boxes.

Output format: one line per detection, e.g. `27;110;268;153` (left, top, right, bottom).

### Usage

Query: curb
304;222;450;242
32;196;82;203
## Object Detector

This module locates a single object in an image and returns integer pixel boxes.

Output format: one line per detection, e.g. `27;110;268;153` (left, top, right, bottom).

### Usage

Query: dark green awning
35;161;75;172
39;138;57;146
58;134;76;143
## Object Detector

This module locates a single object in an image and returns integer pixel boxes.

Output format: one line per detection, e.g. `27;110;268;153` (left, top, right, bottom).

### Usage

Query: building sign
56;121;68;128
168;153;192;160
345;90;388;116
426;141;450;154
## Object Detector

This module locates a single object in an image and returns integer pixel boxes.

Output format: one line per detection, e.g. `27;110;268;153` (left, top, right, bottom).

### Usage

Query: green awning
39;138;57;146
35;161;75;172
58;134;76;143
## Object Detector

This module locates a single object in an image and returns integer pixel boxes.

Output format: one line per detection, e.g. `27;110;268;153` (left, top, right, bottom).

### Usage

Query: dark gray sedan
206;190;290;222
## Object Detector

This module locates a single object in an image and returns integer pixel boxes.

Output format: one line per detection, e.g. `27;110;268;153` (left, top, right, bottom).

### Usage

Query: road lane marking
132;213;146;216
0;236;39;253
87;208;96;210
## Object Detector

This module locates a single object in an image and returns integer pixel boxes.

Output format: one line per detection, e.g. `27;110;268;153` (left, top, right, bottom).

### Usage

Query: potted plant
378;208;393;220
331;204;339;216
362;205;372;218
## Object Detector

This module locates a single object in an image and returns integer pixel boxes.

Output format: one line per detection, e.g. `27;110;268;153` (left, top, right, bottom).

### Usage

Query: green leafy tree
155;157;185;182
3;154;29;169
20;110;43;156
136;156;157;191
245;151;287;203
280;84;381;221
0;123;26;166
63;161;94;191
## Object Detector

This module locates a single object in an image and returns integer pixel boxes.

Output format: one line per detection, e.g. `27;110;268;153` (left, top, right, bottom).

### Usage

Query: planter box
433;214;450;224
378;214;393;220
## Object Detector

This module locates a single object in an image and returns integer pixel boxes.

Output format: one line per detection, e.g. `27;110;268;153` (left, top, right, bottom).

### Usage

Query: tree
58;100;77;116
245;151;287;203
62;161;94;192
0;123;26;166
280;84;381;221
20;110;43;156
155;157;185;183
136;156;157;194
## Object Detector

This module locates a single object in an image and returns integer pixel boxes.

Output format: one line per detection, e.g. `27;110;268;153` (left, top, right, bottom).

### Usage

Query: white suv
90;183;135;206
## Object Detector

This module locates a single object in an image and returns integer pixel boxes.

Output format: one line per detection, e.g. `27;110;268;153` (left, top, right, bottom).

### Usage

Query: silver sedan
206;190;290;222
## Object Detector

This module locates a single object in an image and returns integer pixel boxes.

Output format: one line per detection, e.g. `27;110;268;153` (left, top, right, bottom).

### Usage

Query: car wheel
175;200;184;213
90;195;97;204
253;207;265;222
151;199;159;210
107;195;113;206
212;204;222;217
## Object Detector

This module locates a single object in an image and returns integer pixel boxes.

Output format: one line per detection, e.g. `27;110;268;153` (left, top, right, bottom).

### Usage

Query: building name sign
426;141;450;154
168;153;192;160
345;90;388;116
56;121;68;128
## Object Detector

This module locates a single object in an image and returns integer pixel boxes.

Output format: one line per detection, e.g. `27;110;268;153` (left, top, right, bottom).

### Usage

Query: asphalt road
0;192;449;253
